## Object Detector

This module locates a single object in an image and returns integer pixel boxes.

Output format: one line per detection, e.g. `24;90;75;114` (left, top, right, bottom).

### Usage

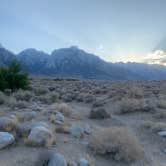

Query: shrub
154;109;166;119
116;98;155;114
89;127;143;162
14;89;33;101
157;99;166;109
142;121;166;133
0;91;7;104
0;60;29;91
53;103;72;116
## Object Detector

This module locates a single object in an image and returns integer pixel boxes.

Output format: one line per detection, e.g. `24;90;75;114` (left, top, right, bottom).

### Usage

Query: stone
56;112;65;123
18;111;37;121
79;158;89;166
70;125;84;138
27;126;54;146
48;153;67;166
84;124;91;135
0;132;15;149
158;131;166;137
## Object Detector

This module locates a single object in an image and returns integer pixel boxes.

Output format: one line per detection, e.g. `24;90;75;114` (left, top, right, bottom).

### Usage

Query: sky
0;0;166;63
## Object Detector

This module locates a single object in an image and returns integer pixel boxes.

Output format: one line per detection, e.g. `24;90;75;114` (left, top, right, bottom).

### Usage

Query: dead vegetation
89;127;144;162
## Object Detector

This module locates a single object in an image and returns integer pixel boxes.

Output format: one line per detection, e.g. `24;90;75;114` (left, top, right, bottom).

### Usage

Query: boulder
27;126;54;146
48;153;67;166
0;132;15;149
18;111;37;121
79;158;89;166
70;125;84;138
56;112;65;123
84;124;91;135
158;131;166;137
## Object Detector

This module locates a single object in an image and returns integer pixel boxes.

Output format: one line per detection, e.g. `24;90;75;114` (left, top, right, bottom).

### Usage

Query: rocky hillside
1;45;166;80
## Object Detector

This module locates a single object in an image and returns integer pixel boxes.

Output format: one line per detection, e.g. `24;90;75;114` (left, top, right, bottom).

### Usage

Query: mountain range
0;45;166;80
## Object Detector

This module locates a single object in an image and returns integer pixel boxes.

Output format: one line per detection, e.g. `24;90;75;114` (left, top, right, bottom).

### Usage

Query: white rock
30;121;49;129
18;111;37;121
79;158;89;166
56;112;64;122
27;126;54;146
84;124;91;135
48;153;67;166
0;132;15;149
158;131;166;137
70;125;84;138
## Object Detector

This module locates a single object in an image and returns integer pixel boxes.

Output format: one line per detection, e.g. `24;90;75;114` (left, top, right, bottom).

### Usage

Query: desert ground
1;77;166;166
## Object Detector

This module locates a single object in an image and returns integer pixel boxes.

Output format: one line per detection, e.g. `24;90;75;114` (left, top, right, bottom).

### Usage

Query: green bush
0;60;29;91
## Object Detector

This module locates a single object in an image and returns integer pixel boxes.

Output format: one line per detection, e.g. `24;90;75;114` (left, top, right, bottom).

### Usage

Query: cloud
98;44;104;51
144;50;166;65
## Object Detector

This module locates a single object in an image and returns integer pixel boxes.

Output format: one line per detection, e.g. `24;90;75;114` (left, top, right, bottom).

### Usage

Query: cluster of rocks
40;152;91;166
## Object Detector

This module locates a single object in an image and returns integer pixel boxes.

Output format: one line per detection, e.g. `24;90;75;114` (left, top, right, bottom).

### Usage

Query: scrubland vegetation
0;75;166;165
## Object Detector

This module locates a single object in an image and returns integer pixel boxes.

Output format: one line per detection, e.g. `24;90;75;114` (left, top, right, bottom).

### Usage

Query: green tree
0;60;29;91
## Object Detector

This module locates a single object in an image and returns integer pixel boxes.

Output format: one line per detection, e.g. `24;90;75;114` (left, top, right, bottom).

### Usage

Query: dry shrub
14;89;33;101
5;96;17;108
53;103;72;116
34;87;49;96
154;109;166;119
127;86;144;98
0;115;18;132
117;98;154;114
157;99;166;109
0;91;7;104
89;127;143;162
142;121;166;133
38;92;59;104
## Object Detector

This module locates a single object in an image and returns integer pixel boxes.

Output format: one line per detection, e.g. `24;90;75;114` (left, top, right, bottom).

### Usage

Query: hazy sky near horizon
1;0;166;63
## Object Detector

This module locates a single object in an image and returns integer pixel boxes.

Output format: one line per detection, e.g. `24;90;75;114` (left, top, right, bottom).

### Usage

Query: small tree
0;60;29;91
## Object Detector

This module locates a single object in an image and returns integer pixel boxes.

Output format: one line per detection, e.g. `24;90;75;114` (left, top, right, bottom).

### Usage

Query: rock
56;112;65;123
16;121;50;137
27;126;54;146
18;111;37;121
89;107;110;119
84;124;91;135
48;153;67;166
16;122;31;137
0;132;15;149
158;131;166;137
31;103;43;112
79;158;89;166
30;121;49;129
0;115;18;131
70;125;84;138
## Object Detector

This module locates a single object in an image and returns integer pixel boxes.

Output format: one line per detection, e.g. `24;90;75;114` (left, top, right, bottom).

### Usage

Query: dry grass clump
13;89;33;101
154;109;166;119
157;99;166;109
89;127;143;162
38;92;59;104
0;91;7;104
116;98;155;114
127;86;144;99
53;103;72;116
0;115;18;132
142;121;166;133
34;87;49;96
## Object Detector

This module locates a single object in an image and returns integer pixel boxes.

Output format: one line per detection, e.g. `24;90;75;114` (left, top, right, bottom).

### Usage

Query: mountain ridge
1;45;166;80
